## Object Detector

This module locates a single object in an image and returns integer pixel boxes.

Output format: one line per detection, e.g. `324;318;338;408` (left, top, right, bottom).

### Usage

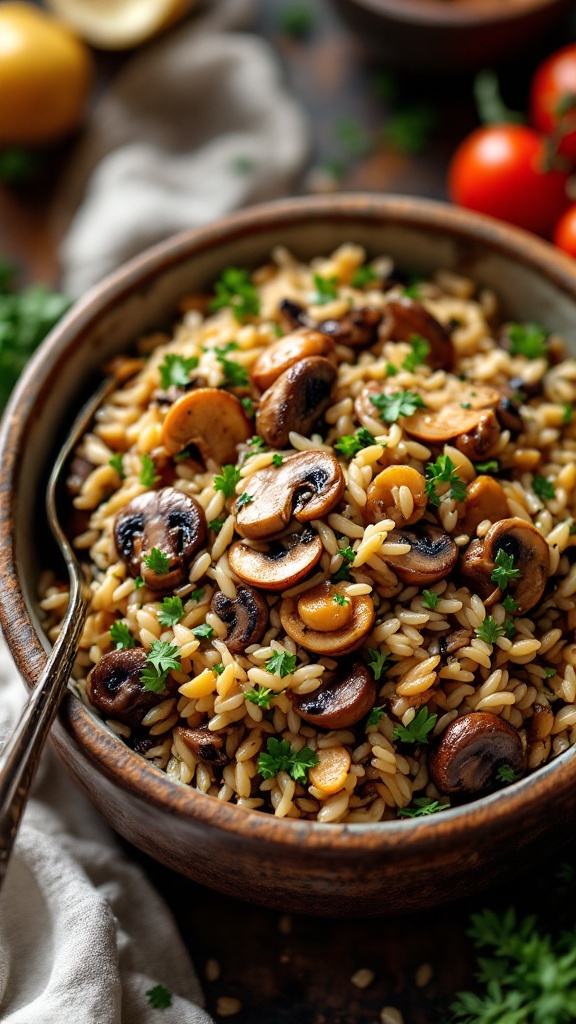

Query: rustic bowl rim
340;0;566;27
1;192;576;854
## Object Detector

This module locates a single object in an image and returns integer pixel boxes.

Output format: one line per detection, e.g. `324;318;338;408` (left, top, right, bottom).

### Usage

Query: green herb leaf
366;705;384;727
257;737;319;783
265;650;297;678
0;278;70;411
141;641;181;692
398;797;445;818
401;334;430;373
475;615;505;644
237;491;253;508
351;264;378;288
312;273;339;305
421;590;439;610
134;575;145;589
240;397;255;417
544;665;557;679
158;595;185;627
533;475;556;501
210;267;260;323
192;623;214;640
245;686;276;709
502;594;519;614
213;464;241;498
146;984;173;1010
143;548;170;575
190;587;205;603
110;621;135;650
508;322;548;359
158;353;199;389
212;663;225;675
139;453;158;488
272;453;284;467
385;361;398;377
333;593;349;606
334;427;377;459
425;454;467;506
490;548;521;591
109;453;125;478
366;648;392;681
279;4;315;38
562;403;573;424
474;460;499;474
393;707;438;745
496;763;517;784
246;435;266;452
369;389;426;423
208;517;225;533
217;353;249;388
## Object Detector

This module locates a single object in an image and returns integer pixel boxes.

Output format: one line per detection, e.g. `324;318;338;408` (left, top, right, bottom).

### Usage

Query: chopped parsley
265;650;297;677
475;616;505;644
331;542;355;583
141;641;181;692
192;623;214;640
217;353;249;388
421;590;439;610
508;322;548;359
245;685;276;709
134;575;145;589
502;594;519;614
139;453;158;488
333;593;349;606
425;454;467;506
272;453;284;467
474;460;499;474
109;453;124;478
240;397;255;417
158;353;198;389
110;621;135;650
245;435;266;453
496;763;517;784
401;334;430;373
562;403;573;424
393;707;437;745
366;705;385;727
334;427;377;459
146;984;173;1010
210;267;260;323
143;548;170;575
190;587;205;603
214;464;241;498
385;361;398;377
158;595;185;627
257;737;318;783
173;447;193;463
237;491;253;508
366;648;392;681
544;665;557;679
351;264;378;288
312;272;339;305
490;548;521;591
369;389;426;423
533;475;555;501
208;517;225;533
397;797;444;818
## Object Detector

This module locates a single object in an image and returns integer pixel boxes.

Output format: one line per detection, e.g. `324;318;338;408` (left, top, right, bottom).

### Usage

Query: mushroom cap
236;450;345;540
429;711;525;795
383;524;458;586
460;516;550;612
161;387;252;464
250;328;335;392
316;307;382;348
211;585;269;653
114;486;206;592
255;356;337;449
459;476;509;538
381;297;454;370
403;402;499;444
455;410;501;462
228;528;323;591
174;726;229;766
87;648;165;727
291;661;377;729
280;592;375;655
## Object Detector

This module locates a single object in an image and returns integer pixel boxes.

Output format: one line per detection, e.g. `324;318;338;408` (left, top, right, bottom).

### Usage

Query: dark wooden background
2;0;576;1020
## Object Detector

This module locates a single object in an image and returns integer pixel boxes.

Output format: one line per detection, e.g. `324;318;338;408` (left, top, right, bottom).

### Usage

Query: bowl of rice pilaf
2;195;576;914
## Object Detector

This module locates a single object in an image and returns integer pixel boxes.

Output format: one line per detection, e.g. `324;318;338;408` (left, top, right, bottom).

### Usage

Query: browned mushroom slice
278;298;310;331
459;476;509;537
236;450;345;540
383;525;458;586
87;648;169;727
291;662;376;729
280;589;375;656
455;410;500;461
255;356;337;449
459;516;550;612
495;396;524;435
211;586;269;653
174;726;229;766
317;308;382;348
428;712;524;795
250;328;336;392
439;628;470;657
403;399;500;444
228;527;323;591
161;387;252;464
363;465;427;527
381;297;453;370
114;487;206;592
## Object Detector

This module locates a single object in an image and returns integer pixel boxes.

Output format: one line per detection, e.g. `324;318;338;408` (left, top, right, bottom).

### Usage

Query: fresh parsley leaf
257;737;318;783
402;334;430;373
190;587;205;603
134;575;145;589
333;593;349;606
332;543;355;582
461;402;471;409
504;617;516;639
351;264;378;288
146;984;173;1010
214;464;241;498
192;623;214;640
158;595;185;627
143;548;170;574
475;615;505;644
212;663;225;675
272;454;284;467
338;543;356;564
279;3;315;38
490;548;521;591
533;475;555;501
265;650;297;678
366;705;384;727
217;353;249;388
110;621;135;650
508;322;548;359
334;427;377;458
421;590;439;610
369;389;426;423
158;353;198;389
237;491;253;508
245;686;276;709
366;648;392;681
385;361;398;377
246;435;266;452
240;397;255;417
173;447;193;463
425;454;467;506
210;267;260;323
139;453;158;487
312;273;338;305
397;797;444;818
496;763;517;784
109;453;125;478
393;707;437;745
502;594;519;614
208;517;225;533
141;641;181;692
562;402;573;424
0;278;70;411
474;460;499;474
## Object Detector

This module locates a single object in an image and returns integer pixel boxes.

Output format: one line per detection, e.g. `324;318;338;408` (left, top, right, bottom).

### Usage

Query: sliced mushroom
161;387;252;464
383;524;458;586
439;628;470;657
236;450;345;540
317;307;382;348
251;329;336;392
459;516;550;612
403;401;499;445
211;586;269;653
228;527;323;591
87;648;168;727
291;661;376;729
255;356;337;449
381;297;454;370
459;476;509;537
363;465;427;527
528;702;554;742
495;396;524;435
429;711;524;795
278;297;310;331
114;487;206;591
280;589;375;656
174;726;229;766
455;410;500;461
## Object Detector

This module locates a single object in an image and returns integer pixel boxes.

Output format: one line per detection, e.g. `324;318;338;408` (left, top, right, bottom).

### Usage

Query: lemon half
46;0;197;50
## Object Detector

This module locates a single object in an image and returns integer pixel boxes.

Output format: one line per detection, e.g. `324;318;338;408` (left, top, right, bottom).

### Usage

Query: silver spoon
0;377;115;887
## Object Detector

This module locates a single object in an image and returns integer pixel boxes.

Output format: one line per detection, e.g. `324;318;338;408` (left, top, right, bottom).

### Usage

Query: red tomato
553;204;576;257
530;44;576;164
448;125;569;237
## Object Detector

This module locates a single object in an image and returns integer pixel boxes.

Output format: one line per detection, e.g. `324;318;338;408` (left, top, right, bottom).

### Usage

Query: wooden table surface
2;1;576;1021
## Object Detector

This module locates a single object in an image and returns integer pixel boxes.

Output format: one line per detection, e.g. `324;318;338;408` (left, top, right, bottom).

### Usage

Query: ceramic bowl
1;194;576;916
330;0;572;73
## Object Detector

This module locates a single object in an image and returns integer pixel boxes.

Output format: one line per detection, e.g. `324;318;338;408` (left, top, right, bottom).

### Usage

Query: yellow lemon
46;0;196;50
0;3;93;145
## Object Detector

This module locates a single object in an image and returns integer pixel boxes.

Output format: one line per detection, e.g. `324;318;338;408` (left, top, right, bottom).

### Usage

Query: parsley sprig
533;475;555;501
370;389;426;423
217;353;249;388
158;353;198;389
490;549;521;591
210;267;260;323
312;272;338;305
214;464;241;498
110;621;135;650
158;596;185;627
508;322;548;360
334;427;377;459
245;685;276;709
143;548;170;574
366;648;392;681
141;641;181;692
266;650;297;677
139;453;158;488
257;737;318;783
366;705;384;727
402;334;430;373
425;454;467;506
393;707;437;745
397;797;445;818
475;616;505;644
351;264;378;288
